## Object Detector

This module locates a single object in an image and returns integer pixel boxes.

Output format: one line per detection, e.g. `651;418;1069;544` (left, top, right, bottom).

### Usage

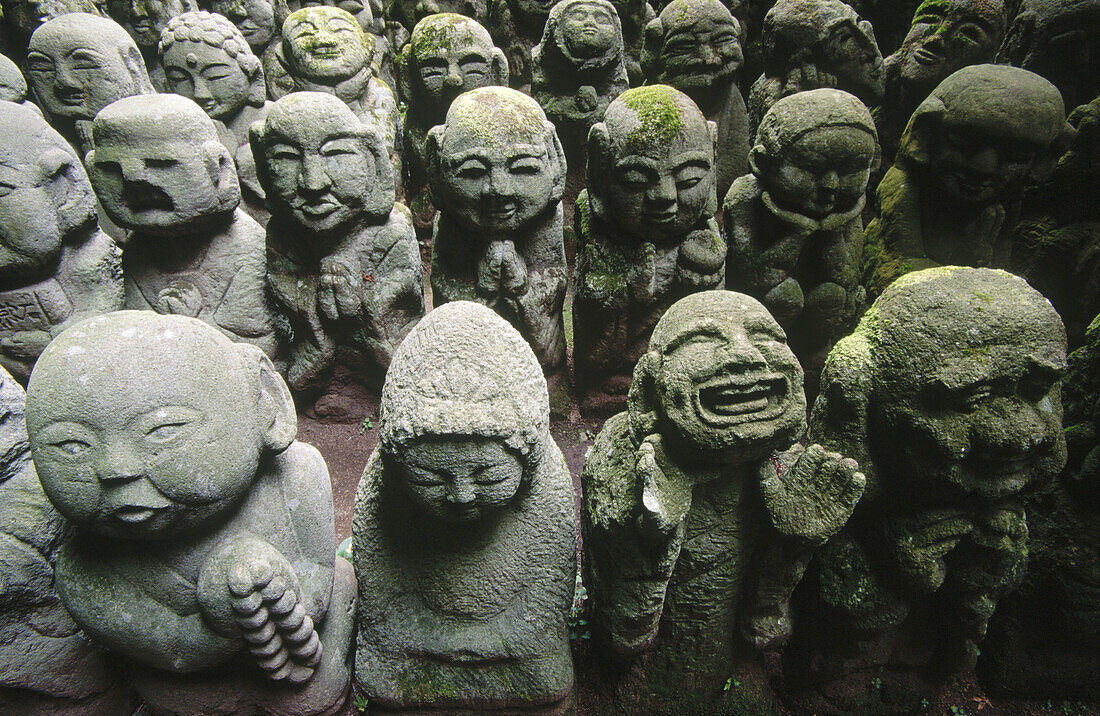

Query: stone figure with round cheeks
210;0;276;51
643;0;742;101
892;0;1005;89
557;0;618;58
283;6;369;82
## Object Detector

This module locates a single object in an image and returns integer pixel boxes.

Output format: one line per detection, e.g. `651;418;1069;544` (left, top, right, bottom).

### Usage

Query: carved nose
648;175;677;205
299;156;330;192
191;77;212;101
819;170;839;192
968;146;1000;175
971;399;1049;456
447;480;475;505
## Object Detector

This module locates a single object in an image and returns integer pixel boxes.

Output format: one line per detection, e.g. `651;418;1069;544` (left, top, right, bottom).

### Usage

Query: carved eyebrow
505;145;547;160
459;52;489;64
664;324;725;353
66;48;106;62
444;150;491;165
615;155;660;170
672;152;712;169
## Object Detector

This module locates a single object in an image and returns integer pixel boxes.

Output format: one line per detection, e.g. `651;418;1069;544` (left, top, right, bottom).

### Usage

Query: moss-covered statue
26;311;357;715
104;0;196;89
582;290;865;711
89;94;278;358
252;92;423;413
573;86;725;417
748;0;885;131
862;64;1072;299
795;267;1066;710
427;86;569;412
354;301;576;713
532;0;628;165
0;101;122;385
642;0;749;199
725;88;876;398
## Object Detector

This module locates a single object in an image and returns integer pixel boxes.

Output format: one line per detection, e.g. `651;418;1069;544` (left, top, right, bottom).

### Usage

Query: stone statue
582;290;865;711
0;53;32;105
0;101;123;384
105;0;198;88
159;10;271;221
997;0;1100;114
354;300;576;712
483;0;555;91
876;0;1006;171
88;94;277;357
799;267;1066;709
210;0;276;57
26;310;356;716
862;64;1072;299
724;88;876;398
748;0;885;131
24;13;155;157
252;92;424;409
573;85;725;417
427;86;569;412
608;0;655;85
532;0;628;166
642;0;749;199
385;0;492;75
0;0;101;59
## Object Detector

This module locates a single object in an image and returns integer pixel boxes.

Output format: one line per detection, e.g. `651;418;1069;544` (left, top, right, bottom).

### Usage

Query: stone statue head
540;0;624;69
26;310;296;540
642;0;743;98
811;267;1067;508
88;94;239;235
389;0;489;32
426;86;567;234
281;5;373;84
398;13;507;121
898;64;1072;205
209;0;276;51
892;0;1005;91
0;55;27;103
587;84;717;241
160;11;266;121
251;91;395;236
508;0;557;23
379;300;549;523
25;13;154;124
0;0;101;46
627;290;806;464
0;101;98;282
105;0;197;52
752;88;877;220
761;0;885;105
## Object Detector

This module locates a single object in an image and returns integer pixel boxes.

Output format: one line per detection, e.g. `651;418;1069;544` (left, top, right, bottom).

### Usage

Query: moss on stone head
447;86;546;145
619;85;685;149
410;13;483;60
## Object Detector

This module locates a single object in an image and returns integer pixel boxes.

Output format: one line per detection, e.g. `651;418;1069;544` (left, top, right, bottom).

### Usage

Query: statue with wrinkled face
573;85;724;417
582;290;864;711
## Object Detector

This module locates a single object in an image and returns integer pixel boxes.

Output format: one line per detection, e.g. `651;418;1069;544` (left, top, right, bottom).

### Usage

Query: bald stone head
542;0;623;67
643;0;743;99
282;6;372;84
0;54;27;103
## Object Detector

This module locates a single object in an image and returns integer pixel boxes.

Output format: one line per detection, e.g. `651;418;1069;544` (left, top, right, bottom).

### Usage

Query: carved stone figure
354;301;576;712
88;94;277;357
862;64;1071;299
725;88;876;398
386;0;491;71
582;290;865;711
26;310;357;716
532;0;628;165
573;85;725;417
24;13;155;156
0;0;101;58
799;267;1066;709
748;0;885;131
252;92;424;408
0;54;31;105
484;0;555;91
0;101;122;384
427;86;569;411
642;0;749;199
609;0;655;85
875;0;1006;175
105;0;197;88
210;0;276;55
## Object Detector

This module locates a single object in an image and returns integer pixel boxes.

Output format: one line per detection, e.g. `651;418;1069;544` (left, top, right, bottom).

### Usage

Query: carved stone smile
694;373;788;426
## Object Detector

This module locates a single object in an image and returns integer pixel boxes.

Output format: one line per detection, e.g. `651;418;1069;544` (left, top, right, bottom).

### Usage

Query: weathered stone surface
210;0;276;55
484;0;556;92
105;0;196;89
353;300;576;712
862;64;1072;299
0;0;101;56
582;289;864;711
0;101;122;384
725;88;875;398
26;310;355;716
573;85;724;417
252;91;424;400
606;0;654;84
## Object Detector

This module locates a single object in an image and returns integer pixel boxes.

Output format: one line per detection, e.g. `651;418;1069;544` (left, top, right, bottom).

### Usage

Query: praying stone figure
797;267;1066;710
427;86;569;411
0;101;123;384
573;85;725;418
25;13;155;157
582;290;865;712
88;94;277;357
748;0;885;131
26;311;357;716
862;64;1072;299
532;0;628;165
642;0;749;200
105;0;197;89
252;92;424;408
354;301;576;712
724;89;876;398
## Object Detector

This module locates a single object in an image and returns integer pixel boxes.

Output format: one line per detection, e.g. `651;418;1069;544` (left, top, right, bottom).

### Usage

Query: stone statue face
894;0;1004;87
393;436;523;523
284;7;368;82
821;14;885;104
927;115;1048;204
210;0;276;50
762;126;875;219
655;0;742;91
107;0;190;49
411;17;498;112
558;0;619;59
162;40;250;120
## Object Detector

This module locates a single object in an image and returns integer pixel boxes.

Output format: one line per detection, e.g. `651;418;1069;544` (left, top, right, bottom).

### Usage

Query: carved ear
248;120;270;189
397;43;415;106
425;123;446;204
706;119;719;214
627;351;661;442
586;121;610;217
246;62;267;107
202;140;240;210
900;95;946;166
641;17;663;81
240;343;297;453
545;120;567;203
491;47;509;86
1030;120;1077;184
749;145;768;178
40;147;94;235
361;127;396;215
121;45;155;95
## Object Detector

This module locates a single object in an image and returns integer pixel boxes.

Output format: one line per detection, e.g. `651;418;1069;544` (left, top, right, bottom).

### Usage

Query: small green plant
723;677;741;692
949;706;969;716
360;413;375;433
568;572;590;640
353;693;370;714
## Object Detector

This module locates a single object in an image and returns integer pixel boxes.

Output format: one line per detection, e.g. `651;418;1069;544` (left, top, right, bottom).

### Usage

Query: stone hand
956;506;1029;594
155;281;203;317
499;241;528;298
317;259;362;321
628;242;658;302
634;435;688;572
576;85;598;113
0;330;52;359
760;443;865;545
885;509;976;593
676;230;725;288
